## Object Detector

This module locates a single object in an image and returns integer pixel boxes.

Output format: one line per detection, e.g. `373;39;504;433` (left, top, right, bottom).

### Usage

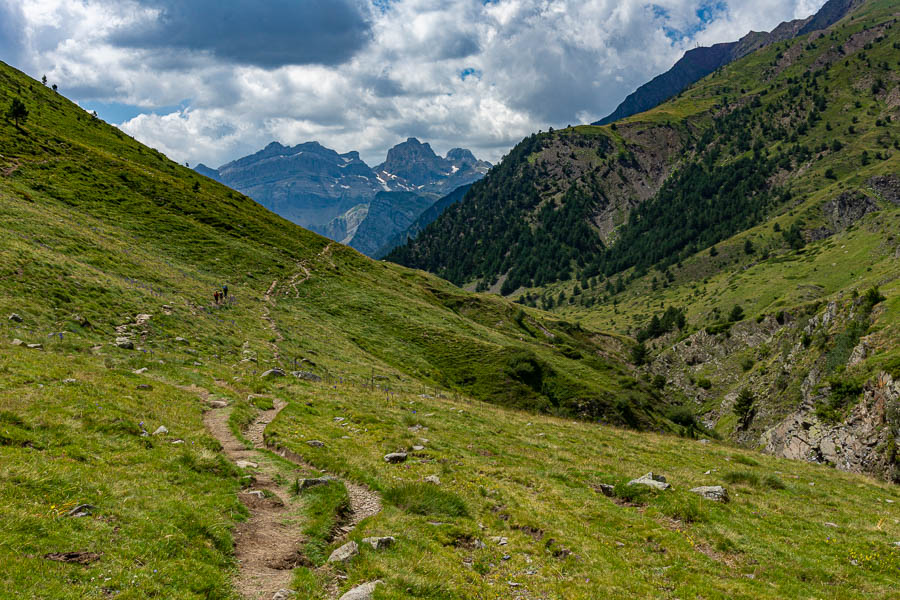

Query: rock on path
339;581;382;600
328;541;359;563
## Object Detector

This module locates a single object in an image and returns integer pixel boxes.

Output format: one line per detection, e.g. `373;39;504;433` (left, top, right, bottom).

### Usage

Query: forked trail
197;257;380;598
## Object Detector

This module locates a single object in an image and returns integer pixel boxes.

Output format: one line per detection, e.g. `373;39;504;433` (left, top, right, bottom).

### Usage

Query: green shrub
734;389;754;422
667;407;697;428
730;454;760;467
723;471;760;486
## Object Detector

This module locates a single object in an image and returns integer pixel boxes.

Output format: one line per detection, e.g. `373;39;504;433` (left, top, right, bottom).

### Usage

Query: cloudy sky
3;0;826;167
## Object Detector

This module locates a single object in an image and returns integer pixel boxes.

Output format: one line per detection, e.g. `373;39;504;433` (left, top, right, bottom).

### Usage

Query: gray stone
412;445;425;451
384;452;408;464
11;339;23;346
272;590;297;600
306;440;325;447
236;460;258;469
62;378;77;384
208;400;229;409
133;367;148;374
8;313;23;322
152;425;168;436
116;337;134;350
292;370;322;382
66;504;95;518
136;384;152;390
596;483;615;497
361;536;395;550
627;472;671;491
26;343;43;350
824;522;839;528
490;536;508;546
174;336;188;344
328;541;359;563
261;368;285;378
424;475;441;485
689;485;729;502
296;477;334;492
338;581;382;600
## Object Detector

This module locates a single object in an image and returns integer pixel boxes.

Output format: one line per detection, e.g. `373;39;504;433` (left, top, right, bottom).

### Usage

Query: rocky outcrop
868;174;900;205
822;191;879;232
375;138;488;194
321;203;369;244
689;486;729;502
651;293;898;482
763;372;899;482
627;472;671;490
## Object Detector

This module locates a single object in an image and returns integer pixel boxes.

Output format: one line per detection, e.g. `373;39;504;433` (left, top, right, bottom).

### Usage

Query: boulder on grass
627;472;671;491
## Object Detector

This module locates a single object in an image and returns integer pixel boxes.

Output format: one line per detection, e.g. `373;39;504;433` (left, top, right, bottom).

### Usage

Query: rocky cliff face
763;371;898;482
650;289;900;482
346;192;434;257
213;141;381;229
374;138;490;196
195;139;490;241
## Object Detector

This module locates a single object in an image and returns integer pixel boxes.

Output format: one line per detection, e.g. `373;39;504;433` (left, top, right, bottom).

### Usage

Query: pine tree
5;99;27;128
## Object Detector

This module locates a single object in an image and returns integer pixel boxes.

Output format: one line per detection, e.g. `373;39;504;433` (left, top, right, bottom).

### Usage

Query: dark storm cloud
111;0;372;68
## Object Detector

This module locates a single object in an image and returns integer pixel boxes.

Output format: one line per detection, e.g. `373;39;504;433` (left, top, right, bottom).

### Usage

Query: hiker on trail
222;284;228;299
213;290;220;305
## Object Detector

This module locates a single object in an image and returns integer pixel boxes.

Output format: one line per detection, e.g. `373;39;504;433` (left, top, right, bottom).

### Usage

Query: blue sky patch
656;0;729;41
460;67;482;81
80;100;190;125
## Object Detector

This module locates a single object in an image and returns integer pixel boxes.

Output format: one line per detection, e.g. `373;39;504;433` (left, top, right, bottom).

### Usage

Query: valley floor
2;267;899;599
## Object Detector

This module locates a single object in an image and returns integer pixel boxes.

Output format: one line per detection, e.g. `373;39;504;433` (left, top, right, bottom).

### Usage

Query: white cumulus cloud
10;0;827;167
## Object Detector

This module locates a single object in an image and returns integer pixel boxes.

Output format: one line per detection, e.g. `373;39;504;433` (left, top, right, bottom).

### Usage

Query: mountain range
195;137;489;256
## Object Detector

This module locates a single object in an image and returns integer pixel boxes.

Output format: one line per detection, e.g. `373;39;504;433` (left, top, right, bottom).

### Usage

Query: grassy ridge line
265;378;900;599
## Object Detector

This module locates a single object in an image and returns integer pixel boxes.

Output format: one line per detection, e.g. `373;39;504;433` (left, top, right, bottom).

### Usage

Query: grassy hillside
0;4;898;597
0;57;659;598
0;60;657;428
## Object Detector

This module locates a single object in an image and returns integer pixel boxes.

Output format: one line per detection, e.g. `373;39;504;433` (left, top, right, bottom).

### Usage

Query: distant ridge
594;0;863;125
